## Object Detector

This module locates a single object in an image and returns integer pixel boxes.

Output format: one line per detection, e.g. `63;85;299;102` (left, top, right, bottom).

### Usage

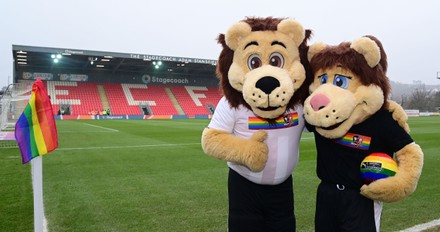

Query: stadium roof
12;44;218;83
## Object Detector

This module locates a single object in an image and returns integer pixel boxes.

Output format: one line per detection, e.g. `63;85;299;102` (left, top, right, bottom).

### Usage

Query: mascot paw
360;175;413;203
245;131;269;172
361;179;408;202
250;130;268;142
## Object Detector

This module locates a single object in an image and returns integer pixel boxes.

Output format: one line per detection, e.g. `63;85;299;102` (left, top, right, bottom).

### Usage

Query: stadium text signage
141;75;189;85
130;54;217;65
23;72;53;80
60;74;88;82
63;49;84;55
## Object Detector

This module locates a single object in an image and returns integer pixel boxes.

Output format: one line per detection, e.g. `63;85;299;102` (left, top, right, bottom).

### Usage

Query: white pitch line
400;219;440;232
57;143;201;151
82;123;119;132
0;137;313;150
61;130;117;133
43;217;48;232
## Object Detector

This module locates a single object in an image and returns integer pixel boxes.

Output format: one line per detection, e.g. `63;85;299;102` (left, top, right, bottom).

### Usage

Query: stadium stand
169;86;221;117
46;81;102;115
45;81;222;117
13;45;222;119
103;83;179;115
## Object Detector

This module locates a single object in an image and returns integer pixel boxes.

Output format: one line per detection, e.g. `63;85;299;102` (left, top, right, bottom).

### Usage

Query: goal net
0;81;33;148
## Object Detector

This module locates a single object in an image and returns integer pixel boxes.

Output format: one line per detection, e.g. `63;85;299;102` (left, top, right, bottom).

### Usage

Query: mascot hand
201;128;268;171
360;143;423;202
387;100;410;133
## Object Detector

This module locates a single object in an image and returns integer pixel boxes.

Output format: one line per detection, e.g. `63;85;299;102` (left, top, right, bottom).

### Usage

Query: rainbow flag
15;78;58;164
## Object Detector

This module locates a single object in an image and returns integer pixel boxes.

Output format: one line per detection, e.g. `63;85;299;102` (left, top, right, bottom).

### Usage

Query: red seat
169;86;221;117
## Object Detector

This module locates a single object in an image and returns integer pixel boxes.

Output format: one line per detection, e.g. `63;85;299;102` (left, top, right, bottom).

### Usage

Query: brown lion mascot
201;17;312;231
303;35;424;231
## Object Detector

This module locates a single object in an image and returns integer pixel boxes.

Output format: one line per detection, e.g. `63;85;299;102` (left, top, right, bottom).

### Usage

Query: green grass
1;117;439;231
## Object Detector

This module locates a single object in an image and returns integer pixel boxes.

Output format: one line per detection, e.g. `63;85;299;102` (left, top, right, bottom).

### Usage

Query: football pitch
1;117;439;231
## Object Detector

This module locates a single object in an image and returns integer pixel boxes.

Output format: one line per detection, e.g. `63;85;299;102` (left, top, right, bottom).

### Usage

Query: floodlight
88;57;97;65
152;60;163;69
51;54;62;63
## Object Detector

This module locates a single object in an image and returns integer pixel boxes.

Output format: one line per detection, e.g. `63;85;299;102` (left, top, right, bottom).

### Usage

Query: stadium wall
55;114;211;120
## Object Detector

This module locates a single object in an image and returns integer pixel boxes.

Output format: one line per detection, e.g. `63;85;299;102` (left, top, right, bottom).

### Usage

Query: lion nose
255;76;280;94
310;94;330;111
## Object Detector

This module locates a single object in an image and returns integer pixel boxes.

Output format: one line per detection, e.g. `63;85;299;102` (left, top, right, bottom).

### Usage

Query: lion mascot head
304;35;392;138
217;17;313;120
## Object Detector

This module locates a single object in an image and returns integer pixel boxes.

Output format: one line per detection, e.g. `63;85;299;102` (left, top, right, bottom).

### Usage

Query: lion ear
350;37;381;68
225;22;252;51
308;42;327;62
277;19;305;47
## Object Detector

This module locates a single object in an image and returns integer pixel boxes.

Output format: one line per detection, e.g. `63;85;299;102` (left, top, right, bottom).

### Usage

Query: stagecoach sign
131;54;217;65
141;74;189;85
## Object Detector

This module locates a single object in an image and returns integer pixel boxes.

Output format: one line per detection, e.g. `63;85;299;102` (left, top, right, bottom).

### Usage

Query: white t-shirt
208;96;305;185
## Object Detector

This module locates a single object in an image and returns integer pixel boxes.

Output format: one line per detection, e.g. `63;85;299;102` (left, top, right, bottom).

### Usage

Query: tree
433;90;440;111
406;85;435;111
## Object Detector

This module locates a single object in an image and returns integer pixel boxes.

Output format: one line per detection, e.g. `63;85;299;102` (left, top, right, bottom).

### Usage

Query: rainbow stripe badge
248;112;298;130
335;133;371;150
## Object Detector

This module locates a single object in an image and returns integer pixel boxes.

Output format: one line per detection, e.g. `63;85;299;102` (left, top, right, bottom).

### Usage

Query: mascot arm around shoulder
304;35;423;203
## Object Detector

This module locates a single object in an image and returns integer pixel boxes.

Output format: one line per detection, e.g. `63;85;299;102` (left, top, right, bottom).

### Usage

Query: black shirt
308;109;414;189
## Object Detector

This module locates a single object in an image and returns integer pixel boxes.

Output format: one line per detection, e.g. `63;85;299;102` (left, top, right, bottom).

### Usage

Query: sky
1;0;439;88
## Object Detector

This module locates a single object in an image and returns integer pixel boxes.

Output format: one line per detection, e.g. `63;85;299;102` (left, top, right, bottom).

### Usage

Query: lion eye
318;74;328;85
247;54;262;70
333;74;349;89
269;52;284;68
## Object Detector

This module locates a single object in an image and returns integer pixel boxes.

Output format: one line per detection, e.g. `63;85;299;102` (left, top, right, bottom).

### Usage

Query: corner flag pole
31;156;44;232
14;78;58;232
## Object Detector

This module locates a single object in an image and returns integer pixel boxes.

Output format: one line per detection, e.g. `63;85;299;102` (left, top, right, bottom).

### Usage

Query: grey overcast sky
1;0;439;88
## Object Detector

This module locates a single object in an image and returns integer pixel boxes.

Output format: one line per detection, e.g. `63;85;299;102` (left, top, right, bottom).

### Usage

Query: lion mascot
201;17;312;231
303;35;424;231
